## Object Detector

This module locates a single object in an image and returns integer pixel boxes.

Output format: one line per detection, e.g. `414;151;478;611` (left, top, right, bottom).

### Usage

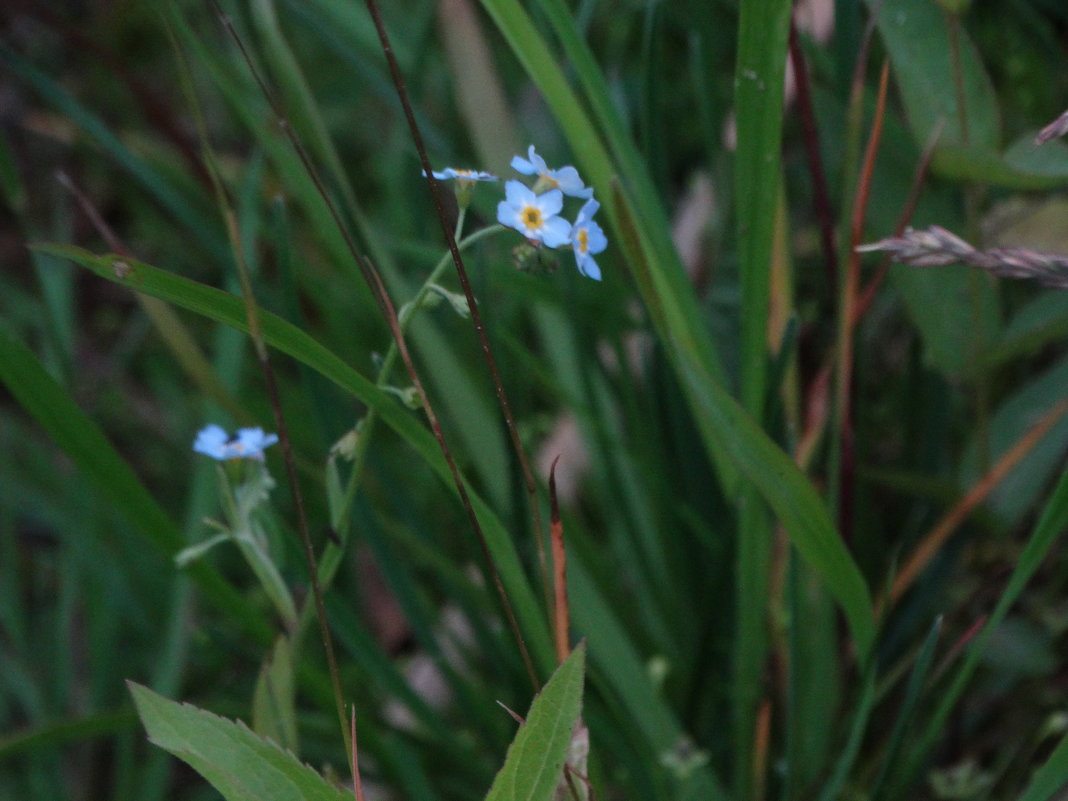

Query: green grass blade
869;616;942;801
675;352;876;658
1016;726;1068;801
901;464;1068;793
569;556;730;801
0;321;272;645
816;664;877;801
734;0;792;780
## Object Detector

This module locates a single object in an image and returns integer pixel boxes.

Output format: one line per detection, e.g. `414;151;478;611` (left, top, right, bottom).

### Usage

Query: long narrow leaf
0;322;272;644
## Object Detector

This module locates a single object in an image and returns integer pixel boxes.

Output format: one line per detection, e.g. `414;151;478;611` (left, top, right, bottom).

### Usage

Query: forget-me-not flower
423;167;498;183
194;424;278;461
497;180;572;247
510;146;593;199
569;199;607;281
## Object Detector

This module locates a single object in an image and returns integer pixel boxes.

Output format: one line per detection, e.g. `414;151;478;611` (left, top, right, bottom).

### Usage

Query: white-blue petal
536;188;564;216
541;217;573;248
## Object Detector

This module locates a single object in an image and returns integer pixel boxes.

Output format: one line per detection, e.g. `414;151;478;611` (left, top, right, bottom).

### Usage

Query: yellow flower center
522;206;543;230
576;228;589;254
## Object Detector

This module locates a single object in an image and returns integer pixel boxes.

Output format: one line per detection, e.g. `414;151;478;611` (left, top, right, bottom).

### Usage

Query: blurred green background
4;0;1068;799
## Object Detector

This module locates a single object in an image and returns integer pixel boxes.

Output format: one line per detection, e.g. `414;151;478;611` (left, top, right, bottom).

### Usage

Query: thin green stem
301;222;508;626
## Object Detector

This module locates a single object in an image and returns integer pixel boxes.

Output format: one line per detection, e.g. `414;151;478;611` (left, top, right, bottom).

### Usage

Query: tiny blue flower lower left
193;424;279;461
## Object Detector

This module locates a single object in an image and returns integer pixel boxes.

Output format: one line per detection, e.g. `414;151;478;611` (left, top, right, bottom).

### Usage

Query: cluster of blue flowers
428;146;608;281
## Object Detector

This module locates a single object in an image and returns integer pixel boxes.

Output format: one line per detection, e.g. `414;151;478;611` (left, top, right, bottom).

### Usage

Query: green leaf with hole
484;643;585;801
130;682;349;801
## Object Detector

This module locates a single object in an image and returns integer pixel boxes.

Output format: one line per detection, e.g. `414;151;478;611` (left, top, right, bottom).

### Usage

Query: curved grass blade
1016;726;1068;801
869;616;942;801
899;463;1068;793
0;322;272;644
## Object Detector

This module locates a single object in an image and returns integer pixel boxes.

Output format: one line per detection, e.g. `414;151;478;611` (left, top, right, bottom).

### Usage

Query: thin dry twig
549;456;569;666
887;398;1068;607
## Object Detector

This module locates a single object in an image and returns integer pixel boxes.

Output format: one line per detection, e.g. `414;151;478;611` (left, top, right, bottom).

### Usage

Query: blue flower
193;424;279;461
569;199;607;281
510;146;593;199
497;180;572;247
423;167;498;183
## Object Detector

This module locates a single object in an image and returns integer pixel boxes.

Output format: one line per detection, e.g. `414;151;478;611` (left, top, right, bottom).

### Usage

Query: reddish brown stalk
799;124;938;470
934;615;986;681
211;2;540;692
836;61;890;541
495;700;526;725
350;706;365;801
752;697;771;801
56;171;131;257
888;397;1068;608
788;17;838;294
360;0;552;616
549;456;569;665
854;122;940;320
225;209;354;757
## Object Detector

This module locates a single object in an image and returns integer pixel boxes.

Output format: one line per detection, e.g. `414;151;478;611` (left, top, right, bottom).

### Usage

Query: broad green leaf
129;682;349;801
871;0;999;150
484;643;585;801
890;260;1001;378
866;0;1068;190
929;139;1068;189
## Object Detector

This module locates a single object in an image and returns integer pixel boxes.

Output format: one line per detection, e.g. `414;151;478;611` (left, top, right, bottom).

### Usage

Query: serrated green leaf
484;643;585;801
129;682;349;801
